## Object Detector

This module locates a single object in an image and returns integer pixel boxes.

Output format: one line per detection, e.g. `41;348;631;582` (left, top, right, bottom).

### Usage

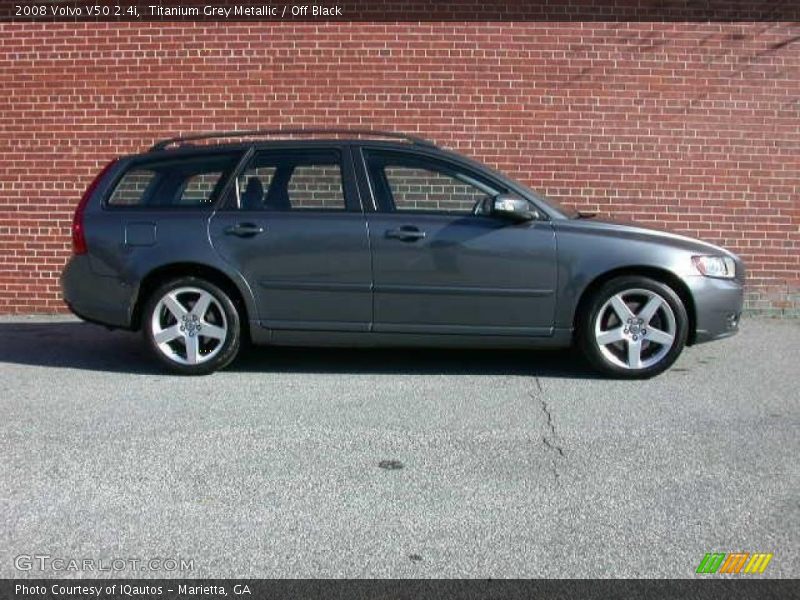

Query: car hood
555;216;740;260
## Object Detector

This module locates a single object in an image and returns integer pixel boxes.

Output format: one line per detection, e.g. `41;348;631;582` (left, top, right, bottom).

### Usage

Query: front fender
552;220;718;330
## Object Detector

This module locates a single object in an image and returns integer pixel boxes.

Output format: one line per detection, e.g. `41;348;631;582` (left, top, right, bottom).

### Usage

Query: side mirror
492;194;538;222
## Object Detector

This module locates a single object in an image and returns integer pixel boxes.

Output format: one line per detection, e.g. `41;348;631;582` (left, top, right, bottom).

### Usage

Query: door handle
385;226;426;242
224;223;264;238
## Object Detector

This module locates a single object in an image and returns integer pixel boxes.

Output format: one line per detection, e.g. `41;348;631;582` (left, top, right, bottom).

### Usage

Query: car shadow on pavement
0;320;598;379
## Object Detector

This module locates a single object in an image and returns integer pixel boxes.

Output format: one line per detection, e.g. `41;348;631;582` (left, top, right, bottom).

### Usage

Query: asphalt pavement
0;315;797;578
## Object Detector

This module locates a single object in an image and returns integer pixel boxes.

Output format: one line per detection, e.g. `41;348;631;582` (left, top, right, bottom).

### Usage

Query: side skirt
249;323;573;349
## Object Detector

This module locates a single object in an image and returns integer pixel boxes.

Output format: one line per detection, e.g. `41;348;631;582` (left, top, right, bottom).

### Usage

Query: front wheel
578;276;689;378
143;277;242;375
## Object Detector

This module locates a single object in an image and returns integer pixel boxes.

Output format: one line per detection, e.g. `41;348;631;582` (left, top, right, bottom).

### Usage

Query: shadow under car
0;320;597;379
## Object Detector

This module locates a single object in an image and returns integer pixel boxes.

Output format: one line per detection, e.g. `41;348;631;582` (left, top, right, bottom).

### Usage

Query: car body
61;130;744;376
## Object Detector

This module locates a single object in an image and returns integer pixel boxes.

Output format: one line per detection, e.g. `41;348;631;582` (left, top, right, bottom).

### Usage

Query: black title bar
1;0;798;22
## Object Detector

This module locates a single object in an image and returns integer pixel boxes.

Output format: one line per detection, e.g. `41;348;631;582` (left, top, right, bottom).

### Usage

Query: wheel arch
573;266;697;345
131;262;252;340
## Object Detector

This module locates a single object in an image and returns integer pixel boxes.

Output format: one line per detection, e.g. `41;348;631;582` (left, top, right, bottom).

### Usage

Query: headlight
692;255;736;279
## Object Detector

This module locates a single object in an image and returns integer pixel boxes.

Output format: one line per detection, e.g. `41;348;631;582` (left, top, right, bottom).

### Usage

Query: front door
360;148;557;336
209;147;372;331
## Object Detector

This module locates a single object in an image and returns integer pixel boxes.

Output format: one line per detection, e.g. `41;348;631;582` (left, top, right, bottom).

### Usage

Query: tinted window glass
384;166;490;213
108;171;155;206
179;172;224;205
236;166;276;210
108;154;238;208
364;151;501;214
236;151;345;211
287;165;344;209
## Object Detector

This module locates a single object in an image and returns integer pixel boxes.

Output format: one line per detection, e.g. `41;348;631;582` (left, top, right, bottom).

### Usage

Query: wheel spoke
610;294;635;322
627;339;642;369
638;295;663;324
646;327;674;346
596;327;625;346
163;293;188;320
184;334;200;365
200;323;226;340
153;325;183;345
191;292;213;319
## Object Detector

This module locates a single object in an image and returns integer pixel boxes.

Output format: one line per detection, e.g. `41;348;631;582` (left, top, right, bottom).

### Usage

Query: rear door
358;148;558;336
209;146;372;331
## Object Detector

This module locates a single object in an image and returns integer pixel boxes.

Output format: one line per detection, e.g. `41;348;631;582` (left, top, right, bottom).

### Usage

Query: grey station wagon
61;129;744;377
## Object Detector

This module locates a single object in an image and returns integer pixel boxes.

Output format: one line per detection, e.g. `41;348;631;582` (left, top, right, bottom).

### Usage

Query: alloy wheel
150;287;228;366
594;288;677;370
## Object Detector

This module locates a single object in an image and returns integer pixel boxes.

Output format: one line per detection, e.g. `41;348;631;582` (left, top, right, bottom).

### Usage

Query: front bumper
61;255;135;329
685;275;744;345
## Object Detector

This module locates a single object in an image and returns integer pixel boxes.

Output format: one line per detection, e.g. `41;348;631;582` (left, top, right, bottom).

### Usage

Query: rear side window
234;150;346;211
107;154;239;208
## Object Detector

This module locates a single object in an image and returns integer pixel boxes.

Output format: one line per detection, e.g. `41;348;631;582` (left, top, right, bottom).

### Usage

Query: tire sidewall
143;277;241;375
580;276;689;379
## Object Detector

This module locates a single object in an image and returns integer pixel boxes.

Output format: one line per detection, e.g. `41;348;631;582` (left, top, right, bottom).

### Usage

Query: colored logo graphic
696;553;773;574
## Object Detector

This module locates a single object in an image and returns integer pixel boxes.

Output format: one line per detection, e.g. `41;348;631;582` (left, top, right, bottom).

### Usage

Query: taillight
72;159;117;255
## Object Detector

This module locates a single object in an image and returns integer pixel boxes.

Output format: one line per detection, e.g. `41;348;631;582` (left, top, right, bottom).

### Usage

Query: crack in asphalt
530;377;566;486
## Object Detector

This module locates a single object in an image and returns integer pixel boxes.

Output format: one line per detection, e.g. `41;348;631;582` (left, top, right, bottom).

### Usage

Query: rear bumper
61;256;135;329
685;275;744;345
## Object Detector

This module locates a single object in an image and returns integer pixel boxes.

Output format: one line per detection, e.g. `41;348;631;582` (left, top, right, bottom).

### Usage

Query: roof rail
149;128;437;152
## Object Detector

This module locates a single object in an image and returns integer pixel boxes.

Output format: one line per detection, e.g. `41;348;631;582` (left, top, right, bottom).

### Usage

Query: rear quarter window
107;154;239;208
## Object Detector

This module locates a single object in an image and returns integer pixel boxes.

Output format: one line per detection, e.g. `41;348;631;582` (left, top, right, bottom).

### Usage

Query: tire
142;276;242;375
578;275;689;379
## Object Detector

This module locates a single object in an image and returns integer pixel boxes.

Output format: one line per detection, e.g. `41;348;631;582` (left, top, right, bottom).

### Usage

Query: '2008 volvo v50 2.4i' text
61;129;744;377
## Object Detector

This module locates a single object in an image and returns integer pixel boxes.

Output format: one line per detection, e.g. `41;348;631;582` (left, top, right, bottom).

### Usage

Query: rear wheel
579;276;688;378
143;277;241;375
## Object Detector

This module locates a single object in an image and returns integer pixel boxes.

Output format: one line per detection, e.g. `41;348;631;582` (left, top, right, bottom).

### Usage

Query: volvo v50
61;130;744;377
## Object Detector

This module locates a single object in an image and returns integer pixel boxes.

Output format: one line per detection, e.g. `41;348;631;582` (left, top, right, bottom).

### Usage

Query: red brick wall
0;21;798;314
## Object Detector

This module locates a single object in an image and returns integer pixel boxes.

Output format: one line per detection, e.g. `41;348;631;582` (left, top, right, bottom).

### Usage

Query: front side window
364;150;503;215
234;150;346;211
107;154;239;208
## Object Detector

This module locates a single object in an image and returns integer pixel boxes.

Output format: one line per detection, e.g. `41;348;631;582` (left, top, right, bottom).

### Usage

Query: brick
0;20;798;314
